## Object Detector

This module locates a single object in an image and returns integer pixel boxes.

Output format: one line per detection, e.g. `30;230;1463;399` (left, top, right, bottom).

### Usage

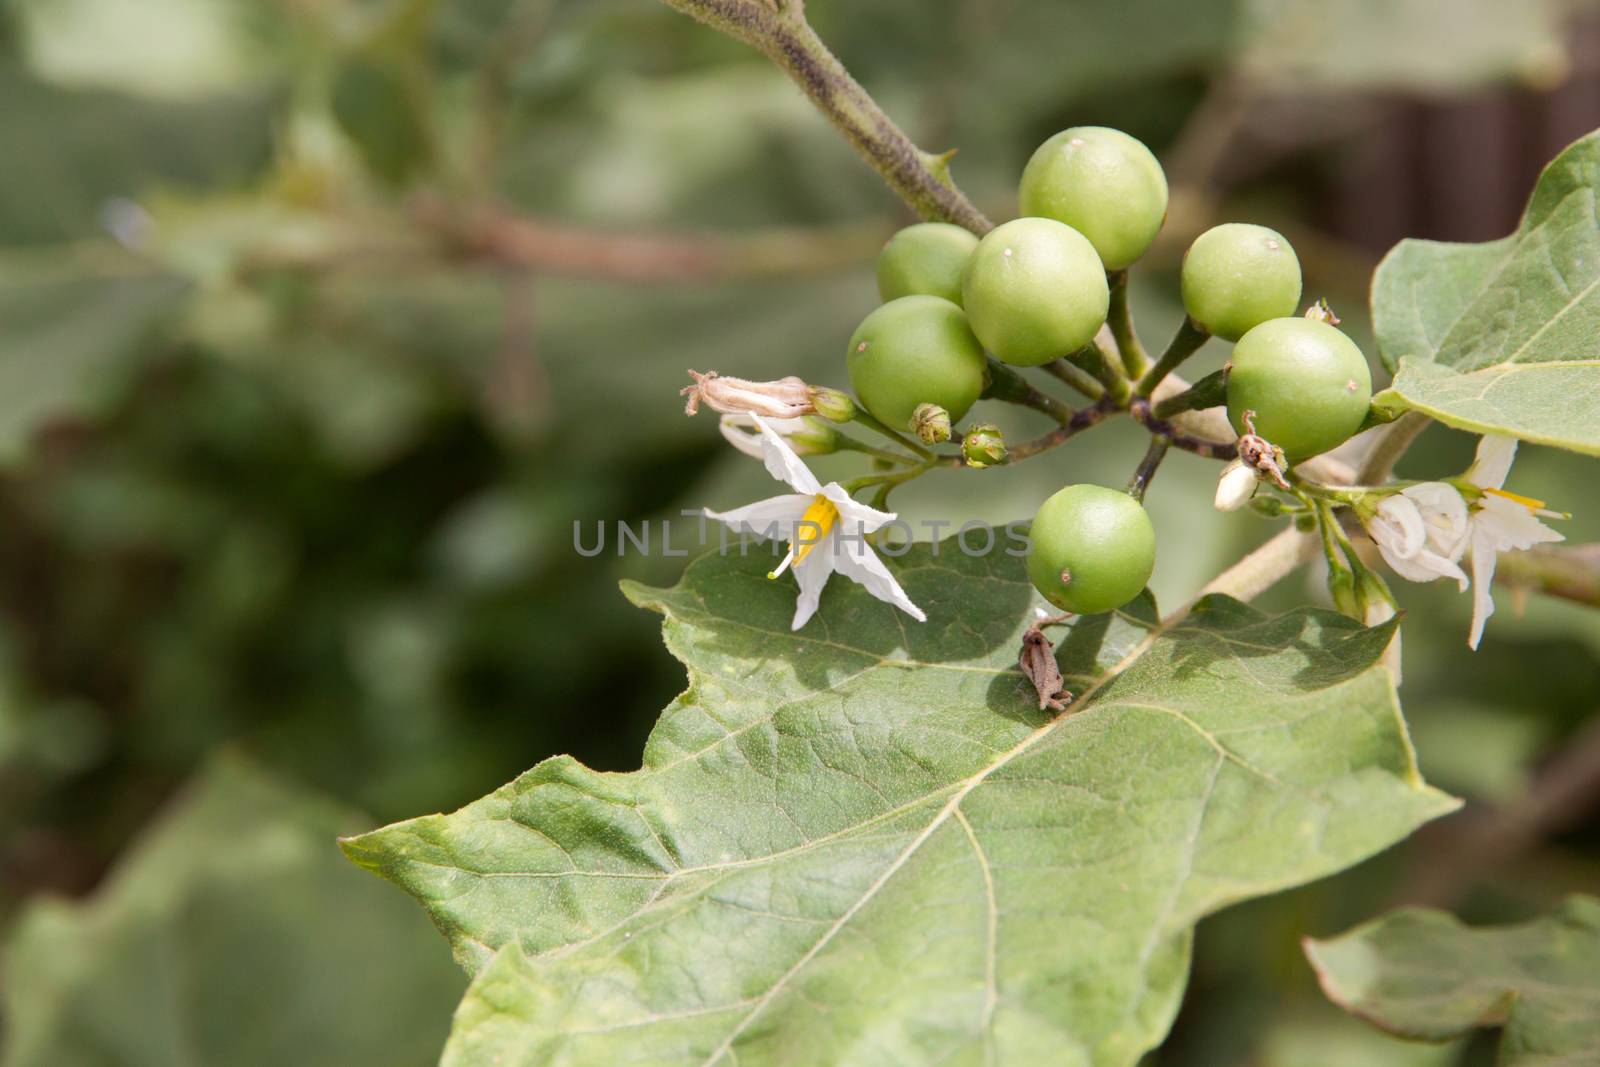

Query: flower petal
1368;495;1427;576
717;415;765;459
1468;528;1498;650
832;535;926;623
820;483;896;533
1385;547;1469;590
750;414;821;495
1467;435;1518;490
789;540;835;630
703;495;812;539
1400;482;1470;560
1475;494;1566;551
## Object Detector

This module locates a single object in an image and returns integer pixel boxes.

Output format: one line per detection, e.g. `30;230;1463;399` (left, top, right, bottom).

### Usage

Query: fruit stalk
1105;271;1149;377
655;0;993;234
1126;437;1171;502
1138;317;1210;396
983;360;1077;425
1152;367;1228;419
1041;357;1107;401
847;407;933;460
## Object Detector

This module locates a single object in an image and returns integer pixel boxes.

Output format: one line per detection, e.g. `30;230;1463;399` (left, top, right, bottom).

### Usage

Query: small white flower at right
1462;436;1565;649
1364;435;1565;649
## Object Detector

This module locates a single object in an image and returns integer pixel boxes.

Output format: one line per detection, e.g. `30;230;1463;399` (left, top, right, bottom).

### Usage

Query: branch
1393;714;1600;909
1164;527;1320;625
993;399;1116;463
415;199;889;282
1496;544;1600;610
655;0;993;234
1356;410;1431;484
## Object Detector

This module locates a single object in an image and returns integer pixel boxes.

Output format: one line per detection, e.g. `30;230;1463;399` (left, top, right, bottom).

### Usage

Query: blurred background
1;0;1598;1064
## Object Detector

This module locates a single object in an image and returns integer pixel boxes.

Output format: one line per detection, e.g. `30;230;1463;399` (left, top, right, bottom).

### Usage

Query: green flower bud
961;424;1007;468
786;416;841;455
1328;567;1360;619
910;402;952;445
809;386;856;423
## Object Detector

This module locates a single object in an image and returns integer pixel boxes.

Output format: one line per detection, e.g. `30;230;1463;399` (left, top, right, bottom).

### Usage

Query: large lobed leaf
1;756;464;1067
1371;130;1600;454
344;539;1454;1065
1306;895;1600;1065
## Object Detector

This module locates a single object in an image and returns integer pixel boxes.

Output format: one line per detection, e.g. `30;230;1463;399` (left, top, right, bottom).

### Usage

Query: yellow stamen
1483;486;1547;511
767;494;839;579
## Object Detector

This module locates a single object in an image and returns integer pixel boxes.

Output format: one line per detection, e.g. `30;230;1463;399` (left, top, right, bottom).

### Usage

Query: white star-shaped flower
1462;435;1565;649
704;414;926;631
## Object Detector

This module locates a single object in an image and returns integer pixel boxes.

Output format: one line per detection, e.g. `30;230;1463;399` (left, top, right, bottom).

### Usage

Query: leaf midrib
691;615;1173;1066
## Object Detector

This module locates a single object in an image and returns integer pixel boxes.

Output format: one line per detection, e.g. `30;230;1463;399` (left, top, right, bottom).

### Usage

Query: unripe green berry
911;402;952;444
1226;317;1372;462
962;424;1006;468
1181;223;1302;342
876;223;980;305
846;295;986;430
1018;127;1169;271
1026;485;1156;615
962;218;1109;367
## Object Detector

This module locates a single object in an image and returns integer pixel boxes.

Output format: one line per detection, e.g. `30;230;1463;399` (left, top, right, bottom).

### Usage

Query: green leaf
1371;130;1600;454
1305;895;1600;1065
0;250;188;459
344;540;1454;1065
1;755;465;1067
0;64;277;246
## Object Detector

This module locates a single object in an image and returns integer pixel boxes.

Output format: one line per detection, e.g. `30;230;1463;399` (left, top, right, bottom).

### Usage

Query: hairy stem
1165;527;1320;624
655;0;992;233
1496;544;1600;610
1356;410;1431;484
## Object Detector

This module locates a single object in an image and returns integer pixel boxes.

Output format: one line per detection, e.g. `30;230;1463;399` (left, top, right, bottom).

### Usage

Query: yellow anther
768;494;840;578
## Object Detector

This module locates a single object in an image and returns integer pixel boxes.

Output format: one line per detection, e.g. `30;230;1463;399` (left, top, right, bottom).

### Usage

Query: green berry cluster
835;126;1377;616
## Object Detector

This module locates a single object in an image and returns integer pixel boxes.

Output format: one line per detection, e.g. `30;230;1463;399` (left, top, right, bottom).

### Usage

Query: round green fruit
1027;485;1156;615
1226;317;1372;462
846;295;986;430
1018;126;1168;271
876;222;980;305
1181;223;1302;342
961;218;1109;367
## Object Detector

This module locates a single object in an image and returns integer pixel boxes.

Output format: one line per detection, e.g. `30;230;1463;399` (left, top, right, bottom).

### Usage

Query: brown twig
1393;715;1600;909
1001;399;1117;463
417;200;890;282
1496;544;1600;610
1128;398;1238;460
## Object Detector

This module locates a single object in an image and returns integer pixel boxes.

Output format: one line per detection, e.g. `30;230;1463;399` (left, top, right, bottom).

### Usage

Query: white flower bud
1213;460;1258;511
719;414;835;458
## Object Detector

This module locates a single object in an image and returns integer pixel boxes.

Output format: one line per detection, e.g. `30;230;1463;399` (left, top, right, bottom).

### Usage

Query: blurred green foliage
0;0;1595;1063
